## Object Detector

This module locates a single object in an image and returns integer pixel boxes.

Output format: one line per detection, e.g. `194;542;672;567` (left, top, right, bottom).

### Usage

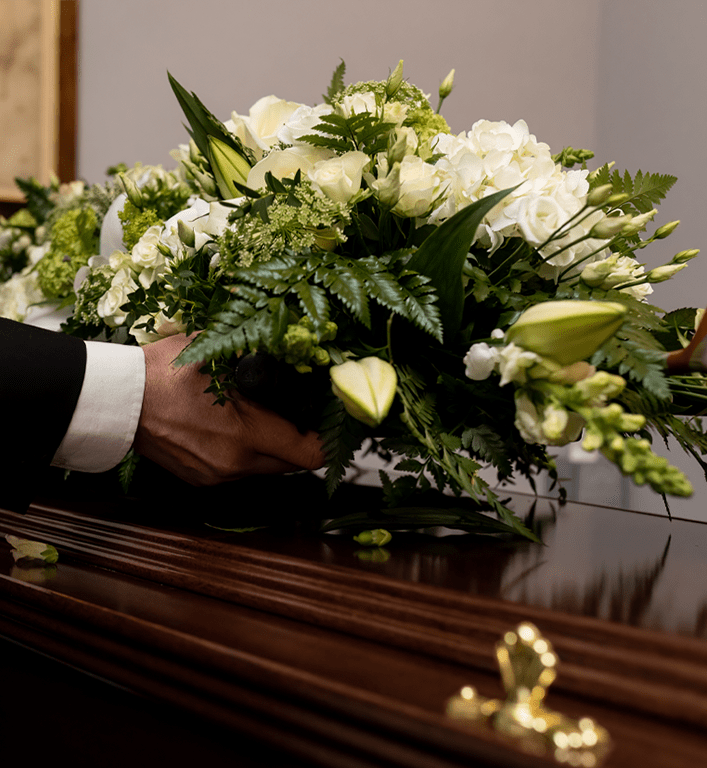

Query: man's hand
133;334;325;485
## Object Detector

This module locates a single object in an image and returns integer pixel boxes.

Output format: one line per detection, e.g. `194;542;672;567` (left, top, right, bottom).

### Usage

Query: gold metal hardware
447;622;611;765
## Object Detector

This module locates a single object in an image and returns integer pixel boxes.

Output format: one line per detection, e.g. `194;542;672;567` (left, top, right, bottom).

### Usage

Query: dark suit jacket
0;318;86;512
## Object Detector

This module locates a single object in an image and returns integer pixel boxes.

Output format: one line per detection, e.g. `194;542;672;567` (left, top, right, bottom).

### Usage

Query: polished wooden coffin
1;468;706;767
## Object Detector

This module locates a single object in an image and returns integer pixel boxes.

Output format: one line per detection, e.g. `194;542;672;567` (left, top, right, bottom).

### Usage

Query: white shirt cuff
52;341;146;472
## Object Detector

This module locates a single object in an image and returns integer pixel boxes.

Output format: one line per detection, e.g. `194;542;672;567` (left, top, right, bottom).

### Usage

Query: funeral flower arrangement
2;61;706;539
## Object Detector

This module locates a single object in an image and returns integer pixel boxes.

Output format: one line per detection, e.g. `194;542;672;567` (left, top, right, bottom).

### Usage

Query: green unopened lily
5;535;58;564
208;136;250;198
506;300;627;366
330;357;397;427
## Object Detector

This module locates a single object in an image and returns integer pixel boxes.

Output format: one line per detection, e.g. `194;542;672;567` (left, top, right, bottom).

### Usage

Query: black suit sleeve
0;318;87;512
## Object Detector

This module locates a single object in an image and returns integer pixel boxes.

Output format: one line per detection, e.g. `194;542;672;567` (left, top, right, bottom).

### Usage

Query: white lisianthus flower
308;151;369;204
277;103;333;145
463;342;500;380
581;253;653;300
97;267;138;327
161;198;215;254
247;146;335;190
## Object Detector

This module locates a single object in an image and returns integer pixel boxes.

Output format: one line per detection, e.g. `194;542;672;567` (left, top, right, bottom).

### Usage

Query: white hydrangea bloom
430;119;612;274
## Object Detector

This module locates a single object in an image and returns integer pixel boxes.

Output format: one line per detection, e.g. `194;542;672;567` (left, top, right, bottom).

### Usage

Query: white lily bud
330;357;397;428
506;300;627;366
208;136;250;199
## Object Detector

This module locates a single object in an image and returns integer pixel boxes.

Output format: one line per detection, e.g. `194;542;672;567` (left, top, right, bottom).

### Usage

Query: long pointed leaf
407;187;515;339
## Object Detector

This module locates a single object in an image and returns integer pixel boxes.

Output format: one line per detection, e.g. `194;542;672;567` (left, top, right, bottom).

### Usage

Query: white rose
131;225;166;269
308;151;369;204
277;103;333;146
97;268;138;327
374;155;448;218
463;342;500;380
337;92;378;118
227;96;304;158
247;146;335;190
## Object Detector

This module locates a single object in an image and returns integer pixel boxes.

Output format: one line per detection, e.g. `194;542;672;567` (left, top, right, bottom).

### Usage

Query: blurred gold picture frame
0;0;77;203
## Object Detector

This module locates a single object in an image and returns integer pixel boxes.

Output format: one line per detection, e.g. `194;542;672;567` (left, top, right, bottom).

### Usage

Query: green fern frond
609;169;677;214
323;60;346;105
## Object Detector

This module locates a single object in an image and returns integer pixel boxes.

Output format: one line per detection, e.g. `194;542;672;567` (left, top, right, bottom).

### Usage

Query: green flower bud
605;192;629;206
590;214;633;238
646;264;687;283
386;60;404;98
177;219;196;248
672;248;699;264
189;165;218;197
586;184;613;207
189;138;203;165
331;356;397;428
506;300;627;366
354;529;393;547
208;136;250;198
375;163;402;209
582;430;604;451
120;173;145;208
312;346;331;366
439;68;455;100
319;321;338;342
354;548;391;563
654;220;680;239
621;209;656;236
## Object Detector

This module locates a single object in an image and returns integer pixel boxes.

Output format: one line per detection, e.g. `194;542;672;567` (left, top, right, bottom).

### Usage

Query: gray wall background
77;0;707;520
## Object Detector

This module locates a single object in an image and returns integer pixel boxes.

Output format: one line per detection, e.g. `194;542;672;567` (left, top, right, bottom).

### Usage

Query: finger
236;398;326;470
